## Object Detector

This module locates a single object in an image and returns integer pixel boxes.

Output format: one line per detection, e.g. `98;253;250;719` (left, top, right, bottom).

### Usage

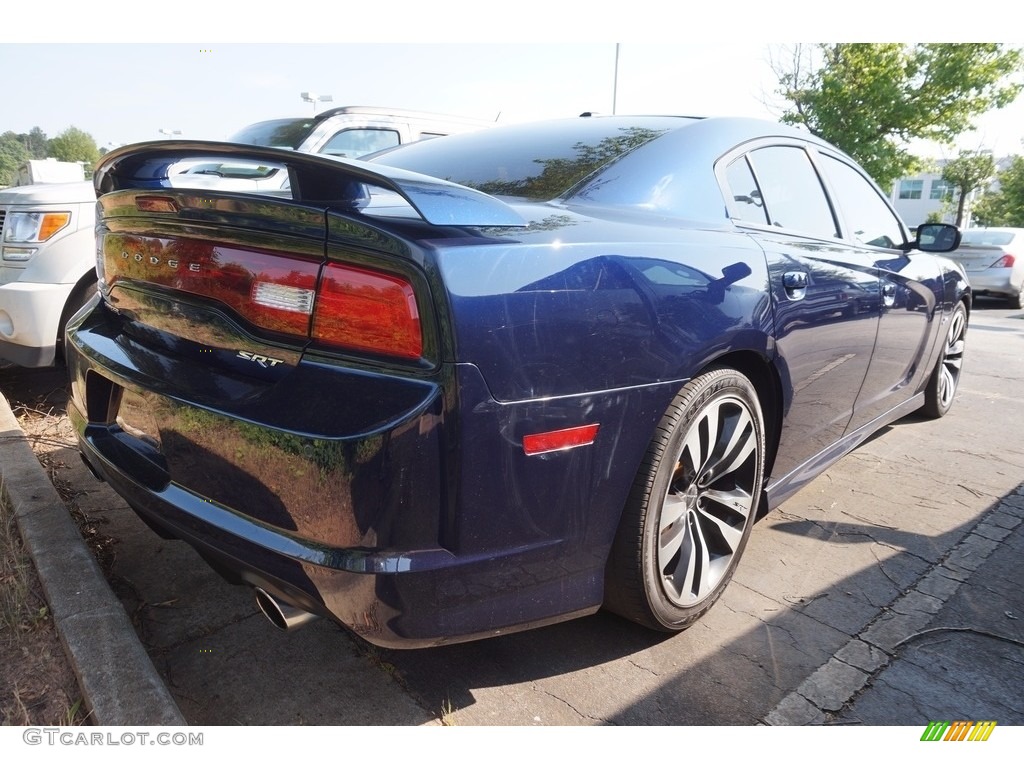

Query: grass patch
0;480;89;725
0;483;48;636
440;697;457;726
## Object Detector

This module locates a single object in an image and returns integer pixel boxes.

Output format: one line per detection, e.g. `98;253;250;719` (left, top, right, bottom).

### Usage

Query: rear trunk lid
952;243;1010;273
951;231;1017;273
92;140;526;378
72;141;528;553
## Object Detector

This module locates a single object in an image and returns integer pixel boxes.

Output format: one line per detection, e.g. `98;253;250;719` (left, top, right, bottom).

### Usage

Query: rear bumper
64;303;618;647
965;267;1021;297
72;404;595;647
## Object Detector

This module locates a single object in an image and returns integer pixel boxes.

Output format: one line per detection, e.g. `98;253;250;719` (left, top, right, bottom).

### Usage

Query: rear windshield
229;118;319;150
368;117;690;201
181;161;280;180
960;230;1017;246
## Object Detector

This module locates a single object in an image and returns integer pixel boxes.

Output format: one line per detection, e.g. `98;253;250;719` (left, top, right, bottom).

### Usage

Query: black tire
920;302;967;419
604;367;765;632
1009;285;1024;310
56;278;98;363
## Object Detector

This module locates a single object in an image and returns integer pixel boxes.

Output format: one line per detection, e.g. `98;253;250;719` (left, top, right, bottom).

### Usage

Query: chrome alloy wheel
936;305;967;412
657;392;759;608
604;366;765;631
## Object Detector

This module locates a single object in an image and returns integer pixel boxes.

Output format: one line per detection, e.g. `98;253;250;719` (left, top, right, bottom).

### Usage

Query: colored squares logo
921;720;997;741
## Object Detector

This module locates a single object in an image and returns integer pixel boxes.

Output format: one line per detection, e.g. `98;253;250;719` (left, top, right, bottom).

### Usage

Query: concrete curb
0;392;186;726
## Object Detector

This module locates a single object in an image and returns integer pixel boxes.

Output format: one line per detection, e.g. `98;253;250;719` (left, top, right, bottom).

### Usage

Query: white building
890;171;959;226
890;155;1010;229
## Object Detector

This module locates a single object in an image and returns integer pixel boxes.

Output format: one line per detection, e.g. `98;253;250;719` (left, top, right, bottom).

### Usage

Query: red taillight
102;233;425;361
102;236;321;337
991;253;1016;268
188;249;319;337
311;263;423;360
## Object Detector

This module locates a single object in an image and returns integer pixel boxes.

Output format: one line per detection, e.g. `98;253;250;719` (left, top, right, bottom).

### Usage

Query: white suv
0;181;98;367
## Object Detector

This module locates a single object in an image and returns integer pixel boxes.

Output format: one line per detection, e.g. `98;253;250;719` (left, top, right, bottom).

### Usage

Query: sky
0;43;788;147
4;3;1024;158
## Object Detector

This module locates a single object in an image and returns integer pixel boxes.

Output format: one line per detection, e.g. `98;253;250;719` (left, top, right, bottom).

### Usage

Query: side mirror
915;223;961;253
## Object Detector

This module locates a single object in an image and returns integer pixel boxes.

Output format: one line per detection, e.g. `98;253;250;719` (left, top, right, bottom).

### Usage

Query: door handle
883;283;897;308
783;272;808;288
783;271;808;300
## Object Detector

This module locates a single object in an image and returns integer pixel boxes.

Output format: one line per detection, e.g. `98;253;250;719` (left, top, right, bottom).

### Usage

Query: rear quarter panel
428;214;776;563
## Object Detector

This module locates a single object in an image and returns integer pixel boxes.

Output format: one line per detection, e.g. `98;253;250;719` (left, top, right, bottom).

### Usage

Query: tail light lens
101;233;424;362
991;253;1016;268
312;263;422;360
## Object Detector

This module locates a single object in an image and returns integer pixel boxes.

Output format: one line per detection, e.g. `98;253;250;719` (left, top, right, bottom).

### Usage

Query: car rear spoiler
93;140;526;228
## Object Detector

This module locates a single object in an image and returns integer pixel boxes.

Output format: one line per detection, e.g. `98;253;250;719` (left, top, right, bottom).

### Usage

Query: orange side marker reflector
522;424;600;456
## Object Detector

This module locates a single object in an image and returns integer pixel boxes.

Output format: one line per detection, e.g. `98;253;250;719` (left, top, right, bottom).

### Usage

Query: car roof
364;114;859;224
372;113;847;178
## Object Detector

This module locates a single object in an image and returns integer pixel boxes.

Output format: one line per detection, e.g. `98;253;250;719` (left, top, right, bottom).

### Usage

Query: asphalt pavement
1;351;1022;727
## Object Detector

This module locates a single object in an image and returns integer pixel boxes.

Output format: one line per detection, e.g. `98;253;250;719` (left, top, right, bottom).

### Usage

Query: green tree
775;44;1024;190
973;156;1024;227
47;126;100;169
0;131;31;186
24;126;49;159
941;150;997;227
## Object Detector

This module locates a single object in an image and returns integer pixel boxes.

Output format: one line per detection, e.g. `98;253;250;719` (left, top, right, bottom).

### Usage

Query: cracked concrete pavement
2;300;1022;725
767;488;1024;725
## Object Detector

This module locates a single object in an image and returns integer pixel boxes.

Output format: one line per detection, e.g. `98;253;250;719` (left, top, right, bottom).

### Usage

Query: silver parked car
950;228;1024;308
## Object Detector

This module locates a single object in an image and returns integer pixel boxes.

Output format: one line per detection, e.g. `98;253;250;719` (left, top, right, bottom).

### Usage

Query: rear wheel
604;367;765;631
1009;284;1024;310
920;302;967;418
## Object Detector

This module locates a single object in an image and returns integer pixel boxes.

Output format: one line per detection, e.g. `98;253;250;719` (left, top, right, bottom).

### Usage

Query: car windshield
368;117;691;201
229;118;319;150
961;230;1017;246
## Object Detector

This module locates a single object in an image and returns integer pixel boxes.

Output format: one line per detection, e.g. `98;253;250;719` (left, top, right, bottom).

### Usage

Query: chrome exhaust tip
79;451;105;483
254;587;319;631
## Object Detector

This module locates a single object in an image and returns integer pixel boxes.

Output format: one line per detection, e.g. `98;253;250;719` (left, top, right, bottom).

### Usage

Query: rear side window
725;156;769;225
747;146;838;239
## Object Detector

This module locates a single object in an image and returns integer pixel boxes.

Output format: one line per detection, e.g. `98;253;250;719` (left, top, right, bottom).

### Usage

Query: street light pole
301;92;334;115
612;43;620;116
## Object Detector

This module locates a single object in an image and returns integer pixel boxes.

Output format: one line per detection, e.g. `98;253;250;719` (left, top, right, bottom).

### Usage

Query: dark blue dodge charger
66;115;969;647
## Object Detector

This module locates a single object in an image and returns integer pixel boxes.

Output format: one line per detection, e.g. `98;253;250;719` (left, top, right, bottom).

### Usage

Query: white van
0;107;492;367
